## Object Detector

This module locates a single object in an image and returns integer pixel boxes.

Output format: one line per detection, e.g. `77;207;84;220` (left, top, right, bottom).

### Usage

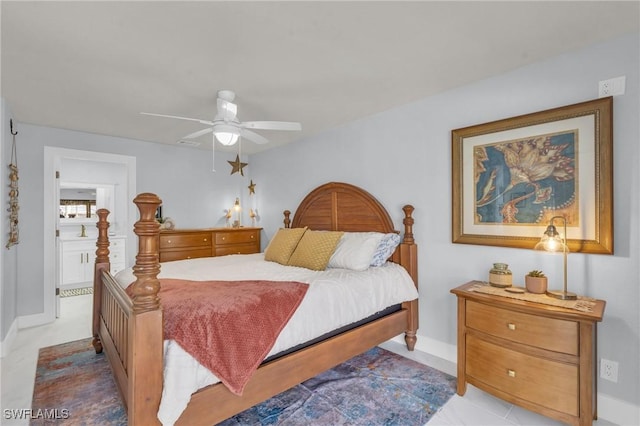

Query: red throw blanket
127;279;308;395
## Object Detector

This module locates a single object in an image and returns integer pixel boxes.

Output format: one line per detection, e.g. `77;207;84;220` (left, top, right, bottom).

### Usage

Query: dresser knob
508;369;516;378
250;235;254;239
507;323;516;330
167;239;172;243
204;238;207;242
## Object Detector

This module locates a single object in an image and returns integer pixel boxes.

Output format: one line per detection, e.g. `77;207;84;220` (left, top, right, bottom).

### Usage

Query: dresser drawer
466;334;578;416
215;230;259;245
466;300;578;355
160;248;212;262
160;233;211;249
215;243;259;256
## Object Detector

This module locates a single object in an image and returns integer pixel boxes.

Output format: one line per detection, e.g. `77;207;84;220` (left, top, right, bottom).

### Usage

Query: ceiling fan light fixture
213;123;240;146
215;132;239;146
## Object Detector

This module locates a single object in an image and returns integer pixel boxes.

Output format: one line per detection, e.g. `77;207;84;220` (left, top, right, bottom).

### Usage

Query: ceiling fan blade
183;127;214;140
241;121;301;131
141;112;214;126
240;129;269;145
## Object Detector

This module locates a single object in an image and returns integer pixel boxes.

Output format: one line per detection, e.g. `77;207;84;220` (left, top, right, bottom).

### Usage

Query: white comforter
115;253;419;425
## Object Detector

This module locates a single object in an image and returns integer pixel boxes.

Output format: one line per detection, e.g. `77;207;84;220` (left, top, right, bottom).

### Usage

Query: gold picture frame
452;97;613;254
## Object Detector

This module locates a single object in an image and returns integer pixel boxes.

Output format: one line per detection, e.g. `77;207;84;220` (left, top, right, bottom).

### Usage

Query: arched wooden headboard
283;182;416;283
282;182;418;348
285;182;397;233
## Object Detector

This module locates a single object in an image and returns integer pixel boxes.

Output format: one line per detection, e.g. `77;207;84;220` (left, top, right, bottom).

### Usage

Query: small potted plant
525;270;548;294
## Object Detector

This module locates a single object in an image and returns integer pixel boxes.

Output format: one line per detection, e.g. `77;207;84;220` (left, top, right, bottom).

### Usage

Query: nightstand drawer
160;233;211;249
466;300;578;355
467;334;578;416
215;230;259;245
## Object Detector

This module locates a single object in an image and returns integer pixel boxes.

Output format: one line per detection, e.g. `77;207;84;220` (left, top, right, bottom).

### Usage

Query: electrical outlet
599;76;626;97
600;359;619;383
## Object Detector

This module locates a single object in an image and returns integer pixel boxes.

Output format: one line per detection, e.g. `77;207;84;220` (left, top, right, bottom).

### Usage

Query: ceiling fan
141;90;302;146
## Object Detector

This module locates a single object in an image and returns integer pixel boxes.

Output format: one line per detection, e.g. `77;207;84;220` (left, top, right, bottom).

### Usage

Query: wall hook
10;119;18;136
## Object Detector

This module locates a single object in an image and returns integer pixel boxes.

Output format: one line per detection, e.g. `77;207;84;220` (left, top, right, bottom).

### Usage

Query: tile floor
0;295;617;426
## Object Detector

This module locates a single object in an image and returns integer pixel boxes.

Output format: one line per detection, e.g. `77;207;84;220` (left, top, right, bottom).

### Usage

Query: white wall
1;98;18;352
13;124;249;320
251;34;639;417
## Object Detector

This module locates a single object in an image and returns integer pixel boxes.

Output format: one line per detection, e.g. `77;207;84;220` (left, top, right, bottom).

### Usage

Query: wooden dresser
159;228;261;262
451;281;605;426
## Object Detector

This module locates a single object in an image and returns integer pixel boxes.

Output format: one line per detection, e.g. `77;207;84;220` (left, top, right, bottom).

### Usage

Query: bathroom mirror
59;182;115;225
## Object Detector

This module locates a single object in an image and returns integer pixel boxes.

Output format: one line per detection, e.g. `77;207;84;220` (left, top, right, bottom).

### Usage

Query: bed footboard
93;195;164;426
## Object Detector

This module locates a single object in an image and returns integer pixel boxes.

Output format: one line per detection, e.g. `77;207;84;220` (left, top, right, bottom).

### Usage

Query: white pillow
327;232;385;271
370;233;402;266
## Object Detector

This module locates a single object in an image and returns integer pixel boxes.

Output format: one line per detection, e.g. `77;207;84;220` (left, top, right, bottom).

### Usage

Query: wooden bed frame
92;182;418;425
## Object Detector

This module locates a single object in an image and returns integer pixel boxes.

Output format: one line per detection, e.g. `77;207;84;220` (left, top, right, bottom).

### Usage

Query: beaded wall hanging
6;119;19;248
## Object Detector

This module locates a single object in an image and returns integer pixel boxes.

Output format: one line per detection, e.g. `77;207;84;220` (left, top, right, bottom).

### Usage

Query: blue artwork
474;130;577;225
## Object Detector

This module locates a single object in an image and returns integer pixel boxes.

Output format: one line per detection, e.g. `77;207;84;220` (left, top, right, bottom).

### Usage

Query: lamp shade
534;224;569;253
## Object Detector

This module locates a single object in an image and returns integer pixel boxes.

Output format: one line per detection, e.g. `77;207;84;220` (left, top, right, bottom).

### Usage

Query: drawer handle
507;323;516;330
250;235;254;239
508;369;516;378
204;238;207;242
167;239;172;243
222;237;226;241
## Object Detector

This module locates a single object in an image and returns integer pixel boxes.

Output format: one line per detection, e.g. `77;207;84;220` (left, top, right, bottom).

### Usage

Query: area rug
33;339;455;425
32;338;126;425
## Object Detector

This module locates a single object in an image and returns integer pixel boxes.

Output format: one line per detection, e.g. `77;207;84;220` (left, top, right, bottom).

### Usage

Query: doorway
43;148;136;321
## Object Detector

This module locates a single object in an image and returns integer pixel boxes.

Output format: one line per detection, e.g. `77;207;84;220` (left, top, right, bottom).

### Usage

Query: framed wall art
452;97;613;254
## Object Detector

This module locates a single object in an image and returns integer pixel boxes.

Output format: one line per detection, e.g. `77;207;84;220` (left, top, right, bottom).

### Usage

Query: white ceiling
2;1;639;154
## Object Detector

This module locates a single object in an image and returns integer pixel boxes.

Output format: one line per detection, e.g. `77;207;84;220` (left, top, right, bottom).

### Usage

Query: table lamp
533;215;577;300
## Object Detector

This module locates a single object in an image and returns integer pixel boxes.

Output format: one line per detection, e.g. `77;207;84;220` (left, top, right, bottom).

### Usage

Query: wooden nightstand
451;281;605;426
159;228;261;262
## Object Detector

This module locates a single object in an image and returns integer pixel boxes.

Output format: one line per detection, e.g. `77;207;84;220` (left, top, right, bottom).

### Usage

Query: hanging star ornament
228;154;248;176
248;180;256;195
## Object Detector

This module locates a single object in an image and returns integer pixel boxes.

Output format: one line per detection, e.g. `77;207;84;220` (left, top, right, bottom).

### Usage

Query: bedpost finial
402;205;415;244
283;210;291;228
95;208;111;263
132;193;163;313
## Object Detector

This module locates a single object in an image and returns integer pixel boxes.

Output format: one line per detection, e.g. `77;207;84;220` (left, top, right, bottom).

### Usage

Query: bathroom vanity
59;235;126;289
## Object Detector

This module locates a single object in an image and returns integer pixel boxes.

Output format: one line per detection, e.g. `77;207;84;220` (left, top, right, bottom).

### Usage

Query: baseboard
598;392;640;426
0;318;18;358
17;311;54;330
390;333;457;364
392;333;640;426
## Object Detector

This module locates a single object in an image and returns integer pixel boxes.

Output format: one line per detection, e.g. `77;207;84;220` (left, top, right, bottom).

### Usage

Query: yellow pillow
264;227;307;265
288;230;344;271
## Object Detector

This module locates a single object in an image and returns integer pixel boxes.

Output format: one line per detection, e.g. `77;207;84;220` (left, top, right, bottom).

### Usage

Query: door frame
40;147;136;326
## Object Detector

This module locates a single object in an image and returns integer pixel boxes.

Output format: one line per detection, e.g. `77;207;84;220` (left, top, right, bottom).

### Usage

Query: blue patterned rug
33;339;455;425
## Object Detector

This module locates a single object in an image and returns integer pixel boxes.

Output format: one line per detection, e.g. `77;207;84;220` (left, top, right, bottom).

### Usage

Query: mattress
115;253;419;425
